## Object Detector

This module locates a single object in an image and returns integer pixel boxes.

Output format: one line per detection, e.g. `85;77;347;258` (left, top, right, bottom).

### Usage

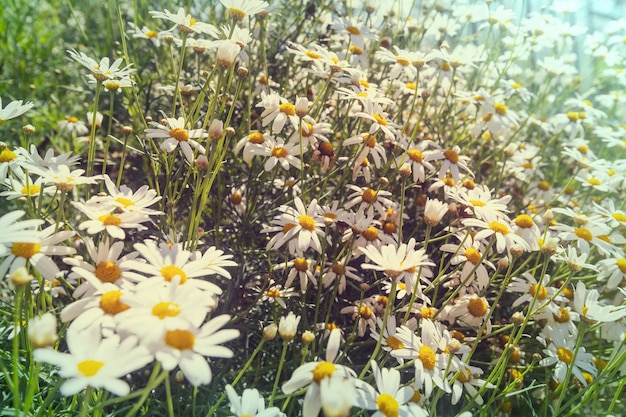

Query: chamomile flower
448;184;511;222
145;117;208;163
33;325;152;396
449;363;494;406
275;255;318;293
58;116;89;136
463;217;530;255
93;175;163;215
597;257;626;289
252;137;301;172
153;314;239;386
344;185;394;217
282;329;358;417
440;232;493;291
0;97;34;124
322;258;363;294
67;49;134;81
149;8;220;37
39;165;99;192
73;201;151;240
0;224;75;281
220;0;269;21
341;300;377;337
225;385;284;417
508;272;564;316
356;360;421;417
343;132;388;168
1;175;55;200
257;92;301;133
264;197;325;254
395;140;436;184
426;146;473;183
539;336;597;386
354;100;399;140
360;238;434;286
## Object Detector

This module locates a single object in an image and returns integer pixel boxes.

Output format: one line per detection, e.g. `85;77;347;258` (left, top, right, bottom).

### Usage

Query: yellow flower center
586;177;601;186
301;122;314;137
372;113;387;126
349;45;363;55
514;214;534;229
419;345;436;370
11;242;41;259
305;50;321;59
160;265;188;283
494;103;507;115
395;56;410;66
0;148;17;163
488;221;509;235
67;116;79;123
567;112;579;122
146;30;158;38
279;102;296;116
363;134;377;148
467;297;488;317
312;361;336;383
98;214;122;226
169;128;189;142
331;263;344;275
553;307;570;323
376;393;399;417
115;197;135;207
362;187;377;203
612;213;626;223
293;257;309;272
77;359;104;377
282;223;296;234
464;247;481;265
228;7;246;21
359;305;373;319
386;335;404;350
538;180;550;191
266;288;281;298
456;367;472;383
421;307;435;319
248;131;265;144
229;192;243;205
556;347;573;364
271;147;289;158
408;149;423;162
152;302;181;319
529;283;547;300
99;290;129;315
443;178;455;186
165;329;195;350
616;258;626;274
574;227;592;242
362;226;379;241
405;82;416;90
469;199;486;207
444;149;459;164
95;261;121;283
21;184;41;196
346;25;361;35
299;214;316;231
410;389;421;403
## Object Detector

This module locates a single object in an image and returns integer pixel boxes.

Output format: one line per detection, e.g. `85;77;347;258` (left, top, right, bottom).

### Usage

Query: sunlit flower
145;117;207;163
220;0;269;21
539;335;597;386
149;7;220;36
73;201;151;240
0;97;34;124
225;384;284;417
251;136;301;172
462;217;529;254
67;49;134;81
33;325;152;396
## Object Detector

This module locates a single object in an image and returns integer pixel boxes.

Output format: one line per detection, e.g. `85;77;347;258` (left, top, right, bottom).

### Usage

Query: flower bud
278;312;300;340
28;312;58;348
122;125;133;135
194;155;210;171
22;124;36;135
512;311;525;324
263;323;278;340
208;119;224;140
302;330;315;345
11;267;33;286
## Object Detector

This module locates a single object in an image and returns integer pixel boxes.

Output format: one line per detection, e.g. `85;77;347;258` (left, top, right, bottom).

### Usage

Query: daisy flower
128;240;223;295
115;279;214;346
353;100;399;140
360;238;434;286
426;145;473;182
275;255;318;293
67;49;134;81
322;258;363;294
356;360;424;417
340;300;377;337
539;336;597;386
343;132;388;168
552;220;614;256
0;146;26;181
93;175;163;215
264;197;325;254
448;184;511;222
149;7;220;37
145;117;208;163
507;272;564;316
255;280;298;309
17;144;80;172
127;22;166;47
440;232;493;291
193;246;237;279
64;237;144;298
251;137;301;172
395;139;436;184
33;325;152;396
0;210;42;257
1;175;56;200
462;217;530;255
278;311;301;340
0;97;34;123
344;185;394;217
374;46;418;80
225;385;284;417
449;363;494;406
282;329;358;417
0;224;75;281
234;131;270;164
256;92;301;133
597;257;626;289
442;294;492;332
58;116;89;136
73;201;151;240
220;0;269;21
39;164;100;192
158;314;239;386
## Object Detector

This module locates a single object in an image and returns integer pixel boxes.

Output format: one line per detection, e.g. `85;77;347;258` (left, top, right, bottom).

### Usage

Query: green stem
269;339;290;407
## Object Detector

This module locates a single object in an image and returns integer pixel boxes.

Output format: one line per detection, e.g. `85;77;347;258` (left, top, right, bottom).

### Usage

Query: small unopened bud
532;353;542;362
543;209;554;223
159;118;168;126
295;97;309;118
359;283;370;292
398;162;411;178
278;312;300;341
380;177;389;186
194;155;210;170
28;312;58;348
503;143;517;157
175;370;185;383
208;119;224;140
365;4;375;13
22;124;36;135
216;40;240;69
540;237;558;255
497;257;509;269
145;116;153;123
447;339;461;353
512;311;525;324
509;244;524;257
302;330;315;344
263;323;278;340
163;34;174;43
122;125;133;135
225;127;236;136
237;67;249;77
421;90;430;100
